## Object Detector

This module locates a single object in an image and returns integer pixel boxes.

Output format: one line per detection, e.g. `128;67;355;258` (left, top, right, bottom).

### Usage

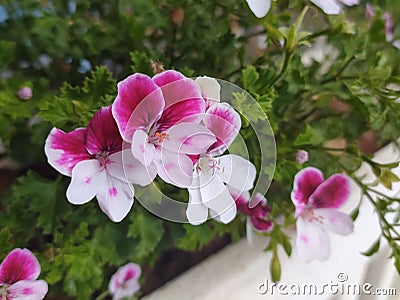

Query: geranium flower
0;248;48;300
245;0;360;18
230;188;273;245
112;70;216;188
108;263;141;300
45;106;152;222
291;167;354;262
186;102;256;225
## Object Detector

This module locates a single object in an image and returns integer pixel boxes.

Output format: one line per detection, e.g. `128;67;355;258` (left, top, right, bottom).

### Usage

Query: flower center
96;151;110;168
302;208;324;224
149;132;169;144
0;284;9;300
197;155;224;173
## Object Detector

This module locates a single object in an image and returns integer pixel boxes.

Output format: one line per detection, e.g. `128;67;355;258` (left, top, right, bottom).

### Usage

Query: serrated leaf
128;212;164;258
242;65;259;91
176;224;214;251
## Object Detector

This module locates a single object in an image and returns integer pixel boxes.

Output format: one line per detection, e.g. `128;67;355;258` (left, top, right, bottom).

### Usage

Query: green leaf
379;169;400;189
176;224;214;251
127;212;164;258
242;65;259;91
361;238;381;257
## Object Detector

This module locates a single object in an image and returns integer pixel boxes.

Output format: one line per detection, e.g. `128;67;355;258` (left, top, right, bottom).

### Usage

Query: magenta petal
250;216;273;232
112;73;164;141
154;71;205;131
0;249;41;284
309;174;351;209
44;127;91;176
86;106;123;155
7;279;48;300
291;167;324;213
204;103;241;155
152;70;186;88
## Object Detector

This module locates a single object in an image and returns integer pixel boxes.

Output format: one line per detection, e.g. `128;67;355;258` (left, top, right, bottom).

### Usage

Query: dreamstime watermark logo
257;273;397;296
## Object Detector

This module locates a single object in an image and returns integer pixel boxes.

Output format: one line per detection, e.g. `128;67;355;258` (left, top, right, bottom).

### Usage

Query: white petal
315;208;354;235
186;173;209;225
245;0;271;18
338;0;360;6
107;149;157;186
164;122;216;155
8;280;48;300
131;130;155;167
199;170;237;224
97;176;134;222
218;154;256;192
296;217;331;262
310;0;341;15
210;204;237;224
194;76;221;103
66;160;105;205
156;150;194;188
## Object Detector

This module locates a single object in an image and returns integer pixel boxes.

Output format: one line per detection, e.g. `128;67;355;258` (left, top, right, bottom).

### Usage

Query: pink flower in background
109;263;141;300
17;87;32;100
186;102;256;225
295;150;309;164
384;12;394;42
231;188;272;245
0;248;48;300
112;70;216;188
45;106;152;222
291;167;354;262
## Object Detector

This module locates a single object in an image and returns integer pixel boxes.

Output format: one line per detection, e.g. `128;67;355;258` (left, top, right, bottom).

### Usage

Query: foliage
1;0;400;297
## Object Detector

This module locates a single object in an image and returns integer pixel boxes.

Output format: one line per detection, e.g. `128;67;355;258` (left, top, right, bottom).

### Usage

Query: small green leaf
361;238;381;257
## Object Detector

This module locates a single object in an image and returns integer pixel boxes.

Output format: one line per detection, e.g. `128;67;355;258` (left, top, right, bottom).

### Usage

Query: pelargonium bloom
112;70;216;188
0;248;48;300
230;188;272;245
108;263;141;300
291;167;354;262
186;101;256;225
45;106;152;222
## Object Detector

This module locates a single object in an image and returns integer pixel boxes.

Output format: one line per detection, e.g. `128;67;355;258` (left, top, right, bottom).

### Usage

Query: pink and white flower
0;248;48;300
186;102;257;225
291;167;354;262
108;263;141;300
231;188;272;245
45;106;152;222
112;70;216;188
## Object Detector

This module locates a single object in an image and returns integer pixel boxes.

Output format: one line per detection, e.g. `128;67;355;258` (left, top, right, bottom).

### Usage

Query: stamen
154;132;170;143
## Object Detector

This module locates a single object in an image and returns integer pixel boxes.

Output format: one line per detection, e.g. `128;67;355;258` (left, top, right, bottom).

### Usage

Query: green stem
95;290;109;300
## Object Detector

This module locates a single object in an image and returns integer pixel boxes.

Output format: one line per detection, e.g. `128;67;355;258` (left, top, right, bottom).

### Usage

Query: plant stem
95;290;109;300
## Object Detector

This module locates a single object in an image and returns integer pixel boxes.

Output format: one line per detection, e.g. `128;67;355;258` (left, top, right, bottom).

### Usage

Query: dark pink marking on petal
309;174;351;209
108;187;118;197
45;127;92;175
112;73;164;141
0;248;41;284
204;103;241;155
250;217;273;232
300;234;308;243
291;167;324;207
86;106;123;155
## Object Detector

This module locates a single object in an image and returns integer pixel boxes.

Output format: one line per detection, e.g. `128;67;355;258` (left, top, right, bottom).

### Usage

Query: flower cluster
45;70;257;224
